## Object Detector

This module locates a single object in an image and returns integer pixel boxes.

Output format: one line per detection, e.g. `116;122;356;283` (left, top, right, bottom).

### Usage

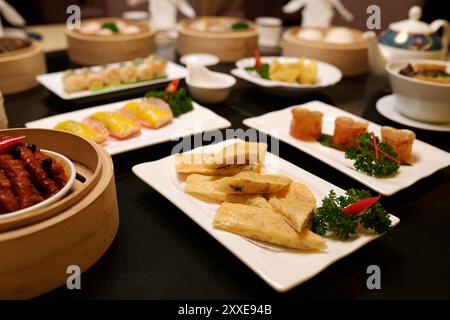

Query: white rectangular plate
243;101;450;196
132;139;400;292
36;61;187;100
26;99;231;155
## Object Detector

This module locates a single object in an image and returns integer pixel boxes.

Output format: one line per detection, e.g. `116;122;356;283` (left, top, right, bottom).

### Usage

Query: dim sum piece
120;99;173;129
86;111;141;140
146;55;167;77
137;63;155;81
213;203;326;250
381;126;416;164
332;116;368;151
298;58;317;84
266;182;316;232
63;71;86;93
84;70;104;90
98;28;114;36
79;21;102;34
102;66;122;86
119;64;138;83
214;172;292;194
290;107;323;141
54;120;108;144
269;60;300;83
184;174;226;202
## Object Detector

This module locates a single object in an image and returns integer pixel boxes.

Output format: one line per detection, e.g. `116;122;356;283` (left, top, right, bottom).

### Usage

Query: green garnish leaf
232;22;249;30
317;134;333;148
311;188;391;240
245;63;270;80
102;22;119;33
145;87;193;117
345;133;400;177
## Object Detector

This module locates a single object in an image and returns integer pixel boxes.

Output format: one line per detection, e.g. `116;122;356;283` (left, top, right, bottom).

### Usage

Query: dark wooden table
4;48;450;299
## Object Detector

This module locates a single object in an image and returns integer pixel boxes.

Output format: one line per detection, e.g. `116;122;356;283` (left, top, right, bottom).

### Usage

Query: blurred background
3;0;449;30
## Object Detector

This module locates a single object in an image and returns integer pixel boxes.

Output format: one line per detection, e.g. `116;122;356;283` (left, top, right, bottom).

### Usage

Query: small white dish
0;149;76;220
376;94;450;132
186;62;236;104
36;61;187;100
180;53;220;66
232;56;342;95
132;139;400;292
243;101;450;196
25;98;231;155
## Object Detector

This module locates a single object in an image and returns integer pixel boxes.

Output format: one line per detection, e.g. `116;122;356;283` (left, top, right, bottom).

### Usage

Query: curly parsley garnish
345;133;400;177
311;189;391;240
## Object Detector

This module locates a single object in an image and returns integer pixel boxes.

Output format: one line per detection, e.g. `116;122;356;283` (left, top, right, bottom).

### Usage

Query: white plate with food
132;139;399;292
36;57;187;100
0;134;76;219
376;94;450;132
243;101;450;196
231;56;342;95
25;88;231;155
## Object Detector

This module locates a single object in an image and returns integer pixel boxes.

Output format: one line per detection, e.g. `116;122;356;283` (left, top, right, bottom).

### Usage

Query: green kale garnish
245;63;270;80
345;133;400;177
101;22;119;33
231;22;249;30
144;88;193;117
311;188;391;240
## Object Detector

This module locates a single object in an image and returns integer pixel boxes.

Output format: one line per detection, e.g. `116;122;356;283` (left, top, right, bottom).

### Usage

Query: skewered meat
0;154;44;209
17;145;59;196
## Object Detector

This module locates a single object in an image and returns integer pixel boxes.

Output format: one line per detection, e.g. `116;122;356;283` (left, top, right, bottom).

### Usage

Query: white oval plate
0;149;76;220
376;94;450;132
231;56;342;94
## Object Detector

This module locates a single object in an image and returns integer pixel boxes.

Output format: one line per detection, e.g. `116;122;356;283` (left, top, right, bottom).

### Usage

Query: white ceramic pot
386;59;450;123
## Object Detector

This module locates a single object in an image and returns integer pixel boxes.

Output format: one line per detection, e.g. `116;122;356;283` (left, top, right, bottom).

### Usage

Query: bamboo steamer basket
0;37;46;94
66;18;156;66
0;128;119;299
282;27;368;76
177;17;258;62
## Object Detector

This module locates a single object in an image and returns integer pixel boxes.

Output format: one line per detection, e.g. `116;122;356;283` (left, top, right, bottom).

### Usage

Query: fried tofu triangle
176;154;262;176
267;182;316;232
215;142;267;166
213;203;326;250
184;174;225;202
215;172;292;194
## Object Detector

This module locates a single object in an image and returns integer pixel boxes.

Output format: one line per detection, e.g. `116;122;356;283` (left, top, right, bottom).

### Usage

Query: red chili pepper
254;48;261;69
164;79;180;93
343;194;381;215
0;135;26;155
379;148;401;164
371;132;379;160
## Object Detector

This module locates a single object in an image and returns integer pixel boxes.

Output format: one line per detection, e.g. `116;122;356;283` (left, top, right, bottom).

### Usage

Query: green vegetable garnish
317;134;333;148
102;22;119;33
311;189;391;240
232;22;249;30
145;88;193;117
245;63;270;80
345;133;400;177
